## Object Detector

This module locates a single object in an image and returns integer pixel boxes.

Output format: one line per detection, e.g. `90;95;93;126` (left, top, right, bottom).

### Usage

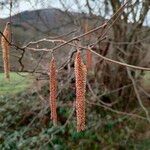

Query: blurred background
0;0;150;149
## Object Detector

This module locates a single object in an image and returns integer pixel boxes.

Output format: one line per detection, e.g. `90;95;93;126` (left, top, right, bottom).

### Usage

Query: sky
0;0;114;19
0;0;150;26
0;0;89;18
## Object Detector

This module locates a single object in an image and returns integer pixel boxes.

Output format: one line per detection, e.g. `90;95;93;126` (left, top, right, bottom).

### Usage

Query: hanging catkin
74;51;87;132
49;57;57;125
1;22;10;80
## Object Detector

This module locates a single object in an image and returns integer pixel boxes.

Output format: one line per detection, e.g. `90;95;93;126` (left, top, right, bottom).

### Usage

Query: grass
0;72;33;95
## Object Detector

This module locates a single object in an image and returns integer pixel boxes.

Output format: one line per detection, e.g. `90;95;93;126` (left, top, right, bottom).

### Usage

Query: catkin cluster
74;51;87;132
1;22;11;80
49;57;57;125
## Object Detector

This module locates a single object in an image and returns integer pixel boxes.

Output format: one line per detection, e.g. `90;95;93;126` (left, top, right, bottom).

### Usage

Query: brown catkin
49;57;57;125
74;51;87;132
86;49;92;70
1;22;11;80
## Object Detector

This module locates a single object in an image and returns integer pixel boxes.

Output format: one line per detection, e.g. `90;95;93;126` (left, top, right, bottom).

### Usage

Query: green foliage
0;73;150;149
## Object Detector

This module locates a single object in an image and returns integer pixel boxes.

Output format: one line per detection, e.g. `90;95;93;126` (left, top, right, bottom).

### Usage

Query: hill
0;8;104;72
0;8;149;72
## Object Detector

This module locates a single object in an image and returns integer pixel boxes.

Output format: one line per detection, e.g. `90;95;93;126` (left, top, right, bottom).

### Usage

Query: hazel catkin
74;51;87;132
49;57;57;125
1;22;11;80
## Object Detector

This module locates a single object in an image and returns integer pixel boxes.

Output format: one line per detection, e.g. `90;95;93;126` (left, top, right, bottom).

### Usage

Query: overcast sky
0;0;150;26
0;0;90;18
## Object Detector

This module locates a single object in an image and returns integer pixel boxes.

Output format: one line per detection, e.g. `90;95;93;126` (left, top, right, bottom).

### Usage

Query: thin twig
126;67;150;122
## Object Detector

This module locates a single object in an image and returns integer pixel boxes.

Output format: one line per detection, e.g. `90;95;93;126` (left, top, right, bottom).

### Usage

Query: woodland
0;0;150;149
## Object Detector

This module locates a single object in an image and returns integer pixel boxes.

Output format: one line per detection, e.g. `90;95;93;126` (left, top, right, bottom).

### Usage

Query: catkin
1;22;10;80
86;49;92;70
74;51;87;132
49;57;57;125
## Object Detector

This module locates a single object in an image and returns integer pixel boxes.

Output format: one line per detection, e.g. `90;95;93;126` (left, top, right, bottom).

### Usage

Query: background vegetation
0;0;150;149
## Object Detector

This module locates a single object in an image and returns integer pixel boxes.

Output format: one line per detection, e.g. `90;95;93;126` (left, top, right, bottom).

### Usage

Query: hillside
0;8;149;72
0;8;104;72
2;8;104;35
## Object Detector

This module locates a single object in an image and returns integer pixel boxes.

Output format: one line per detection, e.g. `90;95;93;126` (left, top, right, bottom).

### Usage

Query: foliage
0;78;150;149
